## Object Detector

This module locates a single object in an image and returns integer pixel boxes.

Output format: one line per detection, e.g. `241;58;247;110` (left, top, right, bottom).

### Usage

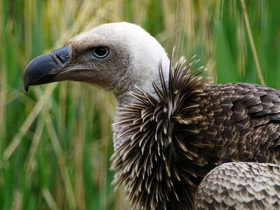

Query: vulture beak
23;45;71;92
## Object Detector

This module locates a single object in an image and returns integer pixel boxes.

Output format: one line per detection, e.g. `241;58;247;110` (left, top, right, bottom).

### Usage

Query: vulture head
23;22;169;103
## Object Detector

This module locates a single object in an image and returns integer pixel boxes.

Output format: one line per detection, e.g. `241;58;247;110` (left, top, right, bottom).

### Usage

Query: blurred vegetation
1;0;280;209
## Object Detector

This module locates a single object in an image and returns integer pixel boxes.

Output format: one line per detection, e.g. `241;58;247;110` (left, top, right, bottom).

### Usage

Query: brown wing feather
196;162;280;210
203;83;280;164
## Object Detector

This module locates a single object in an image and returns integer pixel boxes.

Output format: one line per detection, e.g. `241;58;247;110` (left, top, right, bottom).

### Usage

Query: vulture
23;22;280;210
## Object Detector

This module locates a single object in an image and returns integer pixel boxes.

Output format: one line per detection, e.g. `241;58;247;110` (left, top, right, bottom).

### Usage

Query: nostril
56;52;69;63
49;46;70;65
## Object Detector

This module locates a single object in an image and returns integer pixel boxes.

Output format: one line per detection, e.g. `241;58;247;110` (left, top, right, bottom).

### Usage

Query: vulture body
23;22;280;210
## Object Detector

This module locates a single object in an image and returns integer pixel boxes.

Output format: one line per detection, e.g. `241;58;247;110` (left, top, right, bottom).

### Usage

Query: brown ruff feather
111;57;280;210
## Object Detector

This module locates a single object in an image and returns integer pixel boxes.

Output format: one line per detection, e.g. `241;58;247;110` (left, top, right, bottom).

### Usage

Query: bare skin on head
64;22;169;103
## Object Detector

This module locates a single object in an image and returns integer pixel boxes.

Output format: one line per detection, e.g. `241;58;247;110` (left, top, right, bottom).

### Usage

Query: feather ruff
111;57;209;210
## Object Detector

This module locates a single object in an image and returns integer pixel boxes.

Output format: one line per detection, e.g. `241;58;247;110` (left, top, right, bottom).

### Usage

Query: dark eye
92;47;109;58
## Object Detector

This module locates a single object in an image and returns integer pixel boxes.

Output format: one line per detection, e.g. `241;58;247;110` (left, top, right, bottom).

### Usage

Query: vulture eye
92;47;109;59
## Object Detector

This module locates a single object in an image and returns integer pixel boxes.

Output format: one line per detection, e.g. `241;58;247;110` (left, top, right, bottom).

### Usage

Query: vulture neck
113;58;170;150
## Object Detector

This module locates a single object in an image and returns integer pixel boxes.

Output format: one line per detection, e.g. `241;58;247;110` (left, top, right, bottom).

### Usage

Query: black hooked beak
23;45;71;92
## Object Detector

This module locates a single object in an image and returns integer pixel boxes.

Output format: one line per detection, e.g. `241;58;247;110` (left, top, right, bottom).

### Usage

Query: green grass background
1;0;280;209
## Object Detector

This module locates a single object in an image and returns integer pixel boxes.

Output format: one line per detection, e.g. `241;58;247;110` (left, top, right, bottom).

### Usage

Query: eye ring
92;46;109;59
